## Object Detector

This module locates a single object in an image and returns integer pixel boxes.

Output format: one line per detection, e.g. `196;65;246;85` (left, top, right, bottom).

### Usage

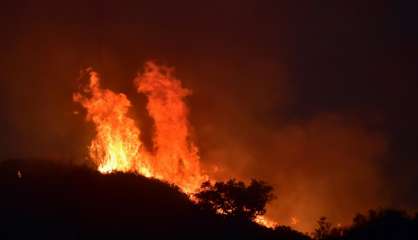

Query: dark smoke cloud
197;111;387;230
0;0;416;231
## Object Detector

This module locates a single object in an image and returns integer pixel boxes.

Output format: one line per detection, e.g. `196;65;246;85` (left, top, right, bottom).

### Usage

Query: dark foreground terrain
1;159;417;240
0;159;308;239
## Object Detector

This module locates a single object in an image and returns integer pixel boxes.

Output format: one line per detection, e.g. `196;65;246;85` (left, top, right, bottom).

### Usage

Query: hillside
0;159;308;239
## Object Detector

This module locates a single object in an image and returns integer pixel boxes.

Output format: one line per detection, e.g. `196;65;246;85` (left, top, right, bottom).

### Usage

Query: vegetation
194;179;275;220
0;159;416;239
0;159;305;239
312;209;418;240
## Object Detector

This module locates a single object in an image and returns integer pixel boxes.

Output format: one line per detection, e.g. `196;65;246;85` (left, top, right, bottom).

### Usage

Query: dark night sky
0;0;416;230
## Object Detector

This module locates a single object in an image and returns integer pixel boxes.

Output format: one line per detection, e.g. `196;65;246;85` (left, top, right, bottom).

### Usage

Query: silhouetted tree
4;159;418;240
312;209;418;240
313;217;332;240
312;217;342;240
1;159;290;239
194;179;275;220
344;209;417;240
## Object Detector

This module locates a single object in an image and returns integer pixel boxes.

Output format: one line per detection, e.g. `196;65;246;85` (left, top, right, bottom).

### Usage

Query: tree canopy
194;179;275;221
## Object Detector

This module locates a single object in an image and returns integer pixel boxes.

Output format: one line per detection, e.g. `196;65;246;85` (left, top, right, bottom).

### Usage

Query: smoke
0;0;414;232
148;58;386;231
70;60;390;231
259;115;386;231
194;103;388;231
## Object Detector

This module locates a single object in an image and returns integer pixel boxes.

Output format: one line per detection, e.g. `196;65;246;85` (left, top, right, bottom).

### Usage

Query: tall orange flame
73;70;153;177
135;62;204;193
73;63;276;228
74;63;205;193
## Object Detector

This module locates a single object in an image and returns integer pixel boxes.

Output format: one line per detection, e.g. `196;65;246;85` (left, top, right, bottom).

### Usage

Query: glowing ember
254;215;278;229
291;216;299;225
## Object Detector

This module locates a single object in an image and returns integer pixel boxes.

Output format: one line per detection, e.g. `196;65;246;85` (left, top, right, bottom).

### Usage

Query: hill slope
0;159;308;239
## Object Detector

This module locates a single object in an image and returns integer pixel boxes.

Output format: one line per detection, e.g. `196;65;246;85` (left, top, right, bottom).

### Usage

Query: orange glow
73;70;153;177
73;64;205;193
291;216;299;225
254;215;278;229
135;61;205;193
73;63;275;228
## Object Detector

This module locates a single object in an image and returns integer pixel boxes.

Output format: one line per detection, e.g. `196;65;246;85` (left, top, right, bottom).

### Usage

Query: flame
74;63;204;193
73;70;153;177
73;62;275;228
254;215;278;229
291;216;299;225
135;61;204;193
